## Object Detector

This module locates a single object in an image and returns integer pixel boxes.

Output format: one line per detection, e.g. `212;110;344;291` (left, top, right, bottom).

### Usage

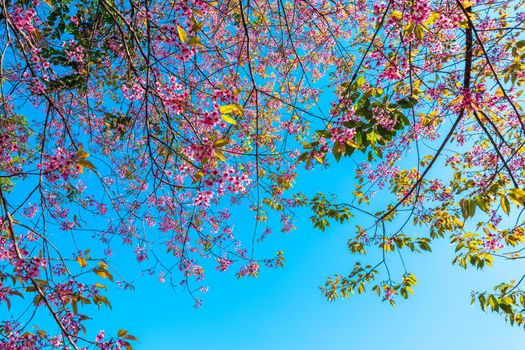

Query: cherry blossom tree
0;0;524;348
314;0;525;330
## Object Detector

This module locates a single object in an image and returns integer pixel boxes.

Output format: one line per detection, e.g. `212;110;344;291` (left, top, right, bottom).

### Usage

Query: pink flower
134;246;148;262
95;330;105;343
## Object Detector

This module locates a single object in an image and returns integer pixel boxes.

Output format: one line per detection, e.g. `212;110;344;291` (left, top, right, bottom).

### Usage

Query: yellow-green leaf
221;115;237;125
415;25;425;40
193;171;204;183
391;10;402;20
177;25;188;43
188;36;202;47
77;149;89;159
345;140;361;149
95;270;108;279
214;150;226;161
509;188;525;206
424;12;440;25
501;195;510;215
76;256;88;268
78;159;96;170
214;139;229;148
460;198;469;219
220;104;244;116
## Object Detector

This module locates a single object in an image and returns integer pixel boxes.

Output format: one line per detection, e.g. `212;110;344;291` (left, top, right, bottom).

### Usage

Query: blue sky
88;159;525;349
97;217;525;350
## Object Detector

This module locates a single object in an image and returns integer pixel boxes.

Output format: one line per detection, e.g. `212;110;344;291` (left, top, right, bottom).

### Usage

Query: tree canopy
1;0;525;348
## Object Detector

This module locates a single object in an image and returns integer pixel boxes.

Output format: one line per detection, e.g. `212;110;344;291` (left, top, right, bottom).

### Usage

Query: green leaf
332;141;343;161
366;131;378;145
317;130;332;138
354;132;363;145
396;97;418;109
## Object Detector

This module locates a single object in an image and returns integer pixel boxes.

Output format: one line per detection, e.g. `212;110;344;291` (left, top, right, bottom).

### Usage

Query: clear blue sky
90;159;525;350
